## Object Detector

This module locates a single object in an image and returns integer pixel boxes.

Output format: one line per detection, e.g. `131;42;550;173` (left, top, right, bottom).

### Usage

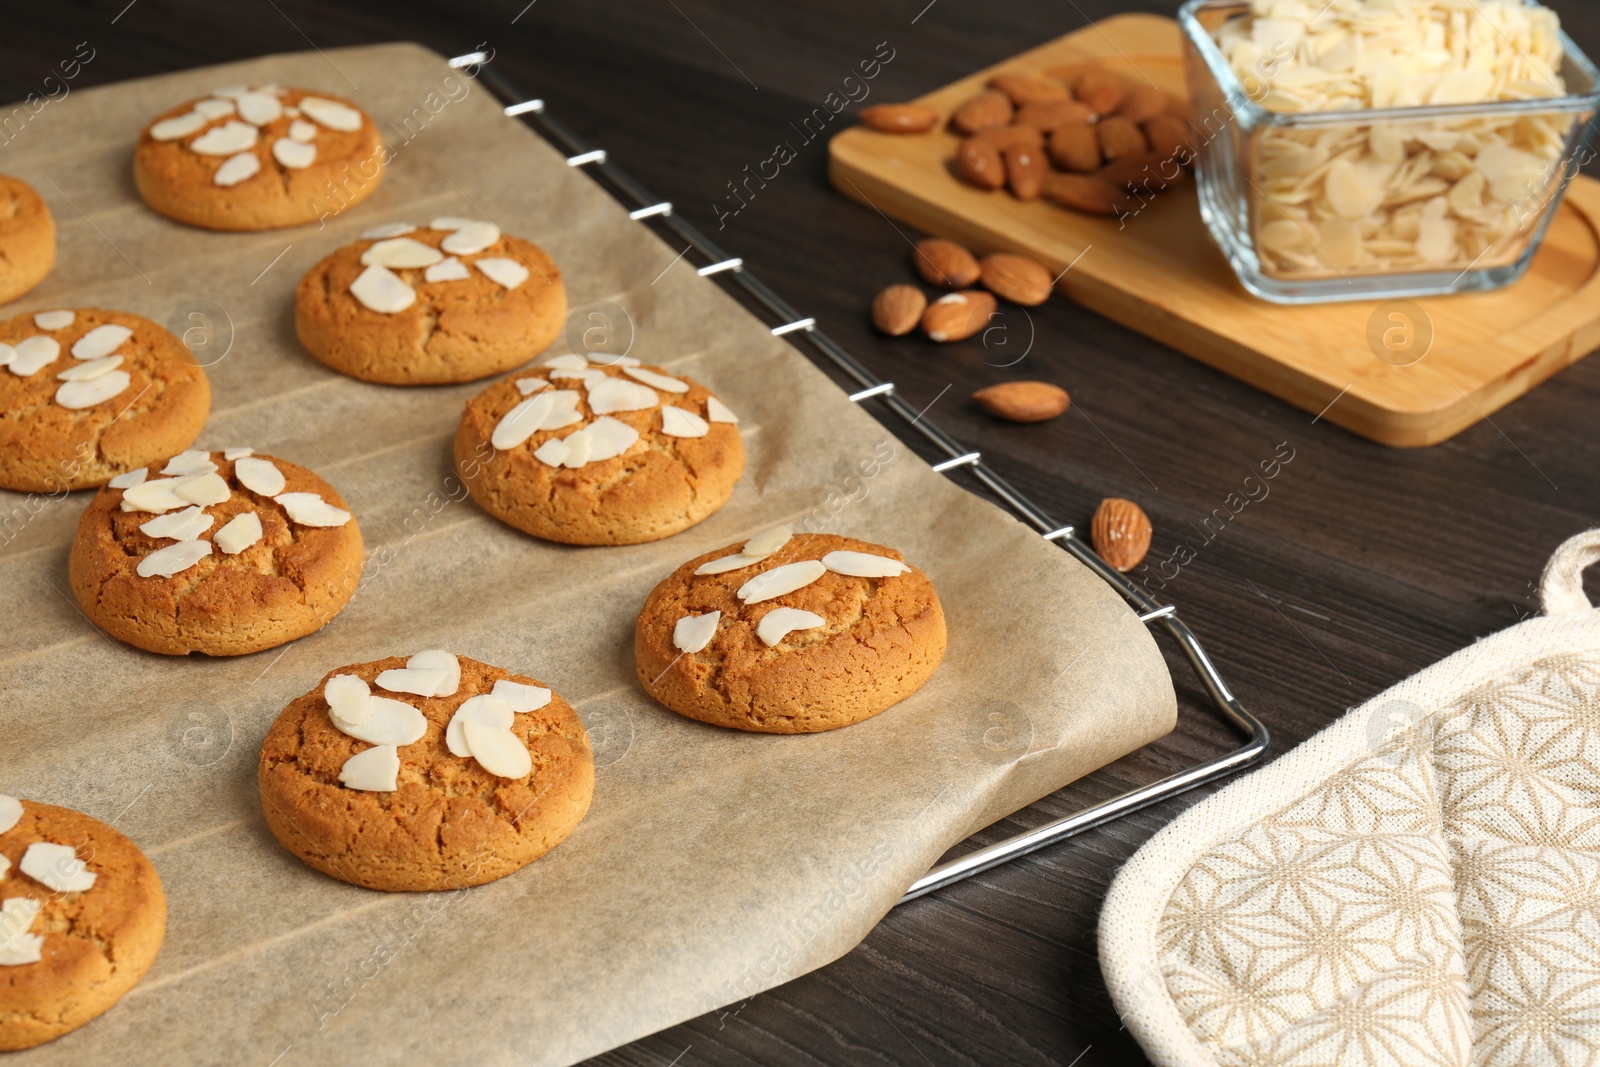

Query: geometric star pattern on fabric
1153;653;1600;1066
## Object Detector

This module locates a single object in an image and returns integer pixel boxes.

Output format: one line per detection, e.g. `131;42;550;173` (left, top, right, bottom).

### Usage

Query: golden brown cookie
68;449;364;656
0;176;55;305
636;530;947;732
259;652;594;892
295;219;566;384
0;795;166;1052
0;308;211;492
454;356;745;545
134;85;384;230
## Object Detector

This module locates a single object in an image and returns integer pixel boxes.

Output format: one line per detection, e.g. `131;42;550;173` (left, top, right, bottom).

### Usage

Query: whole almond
1091;498;1153;572
859;103;941;133
1044;172;1131;216
1099;152;1186;196
871;284;928;336
1144;115;1196;163
956;136;1006;189
1014;99;1094;129
951;90;1013;134
1048;124;1102;173
912;238;981;288
973;381;1070;422
1073;70;1126;116
921;290;996;342
1003;144;1048;201
1116;86;1171;123
978;252;1053;306
1096;116;1148;161
989;72;1070;107
971;124;1044;152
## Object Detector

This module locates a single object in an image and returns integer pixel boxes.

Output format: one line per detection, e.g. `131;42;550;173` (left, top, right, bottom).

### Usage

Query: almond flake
275;492;351;527
324;674;372;727
737;560;827;604
756;607;826;647
660;406;709;438
514;377;548;396
490;680;550;713
222;447;254;460
361;222;415;239
214;512;263;554
72;325;131;359
136;539;212;577
349;264;416;314
585;416;640;461
335;695;426;746
140;505;213;541
20;842;96;893
623;366;689;393
233;456;286;496
462;719;532;779
672;611;720;654
162;450;216;476
300;96;363;132
121;478;187;513
532;438;568;467
0;795;21;834
0;898;43;966
539;390;583;430
55;371;131;410
151;111;208;140
214;151;260;187
288;119;318;143
695;552;766;575
493;391;560;450
706;396;738;424
7;337;58;376
586;376;658;415
33;310;73;331
376;667;449;697
440;221;500;255
395;654;456;699
174;472;230;505
193;98;235;120
822;550;910;578
272;137;316;169
190;120;257;155
475;257;529;289
549;367;603;381
361;237;442;269
446;695;514;757
544;354;590;370
558;428;593;468
235;90;282;126
339;745;399;792
56;355;123;381
425;257;470;282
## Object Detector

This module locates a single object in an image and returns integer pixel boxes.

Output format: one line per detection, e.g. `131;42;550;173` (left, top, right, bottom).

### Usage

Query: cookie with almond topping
0;175;55;305
0;795;167;1052
134;86;384;230
68;449;363;656
258;651;594;892
454;355;745;545
295;218;567;384
635;530;947;732
0;308;211;493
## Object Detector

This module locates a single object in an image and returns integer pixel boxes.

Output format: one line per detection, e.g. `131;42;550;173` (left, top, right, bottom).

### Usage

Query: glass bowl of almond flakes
1179;0;1600;303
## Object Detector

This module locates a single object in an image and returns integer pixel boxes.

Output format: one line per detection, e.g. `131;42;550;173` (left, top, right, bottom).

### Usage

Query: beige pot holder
1101;530;1600;1066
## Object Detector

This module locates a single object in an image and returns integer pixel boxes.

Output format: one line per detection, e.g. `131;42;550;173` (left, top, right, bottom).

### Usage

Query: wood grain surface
4;2;1599;1065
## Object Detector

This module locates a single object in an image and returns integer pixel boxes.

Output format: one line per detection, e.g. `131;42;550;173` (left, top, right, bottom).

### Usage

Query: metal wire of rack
455;52;1270;904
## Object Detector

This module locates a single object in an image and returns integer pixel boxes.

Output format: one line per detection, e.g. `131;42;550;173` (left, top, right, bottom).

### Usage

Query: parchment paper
0;45;1175;1066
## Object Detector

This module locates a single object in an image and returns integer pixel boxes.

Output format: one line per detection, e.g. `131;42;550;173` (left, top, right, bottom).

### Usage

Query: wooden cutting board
828;13;1600;447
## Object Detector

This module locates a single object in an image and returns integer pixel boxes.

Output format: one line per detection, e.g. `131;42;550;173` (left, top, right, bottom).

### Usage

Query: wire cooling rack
453;52;1270;903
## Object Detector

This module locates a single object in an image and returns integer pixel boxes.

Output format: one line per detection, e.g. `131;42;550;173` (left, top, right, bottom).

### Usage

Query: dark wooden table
8;2;1600;1063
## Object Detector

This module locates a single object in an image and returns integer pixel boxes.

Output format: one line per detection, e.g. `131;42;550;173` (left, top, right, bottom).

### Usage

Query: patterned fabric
1101;531;1600;1067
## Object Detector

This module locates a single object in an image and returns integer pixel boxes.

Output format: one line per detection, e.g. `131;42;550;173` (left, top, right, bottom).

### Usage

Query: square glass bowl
1178;0;1600;304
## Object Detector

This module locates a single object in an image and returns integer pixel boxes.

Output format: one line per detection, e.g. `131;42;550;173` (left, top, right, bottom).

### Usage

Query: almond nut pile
871;236;1055;341
860;67;1197;218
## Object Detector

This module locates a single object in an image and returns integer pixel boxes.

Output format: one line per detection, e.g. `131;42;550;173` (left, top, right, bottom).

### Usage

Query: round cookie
454;356;745;545
259;652;594;892
0;176;55;304
0;795;166;1052
134;85;384;230
68;448;363;656
635;530;947;733
0;308;211;492
295;218;566;384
